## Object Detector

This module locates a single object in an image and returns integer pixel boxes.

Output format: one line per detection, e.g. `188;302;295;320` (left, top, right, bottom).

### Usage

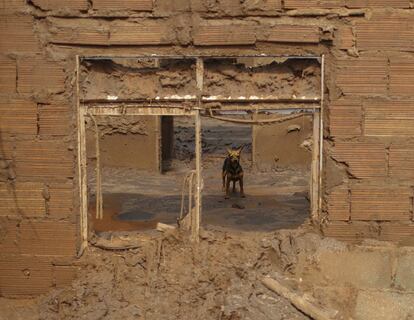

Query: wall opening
76;55;323;250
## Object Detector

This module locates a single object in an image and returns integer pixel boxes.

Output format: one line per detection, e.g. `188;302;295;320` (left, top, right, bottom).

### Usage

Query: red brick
242;0;282;12
30;0;88;11
379;223;414;242
45;18;109;45
322;222;380;243
39;104;72;136
18;57;65;95
54;266;77;287
0;255;53;296
332;142;387;178
335;57;387;96
48;182;74;218
0;15;40;53
346;0;410;8
390;58;414;96
14;140;74;179
329;99;362;138
0;56;16;93
389;144;414;179
327;186;350;221
0;100;37;135
193;24;256;46
365;100;414;136
109;21;174;45
284;0;344;9
356;15;414;51
19;221;77;256
335;25;353;50
93;0;153;11
0;182;46;218
258;24;320;43
0;219;20;254
351;186;412;221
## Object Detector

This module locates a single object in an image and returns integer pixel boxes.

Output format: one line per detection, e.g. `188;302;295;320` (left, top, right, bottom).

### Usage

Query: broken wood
262;276;338;320
156;223;176;232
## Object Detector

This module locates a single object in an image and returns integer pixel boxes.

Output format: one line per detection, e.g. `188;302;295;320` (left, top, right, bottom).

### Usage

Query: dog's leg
232;180;236;193
222;171;226;192
239;176;245;198
225;178;231;199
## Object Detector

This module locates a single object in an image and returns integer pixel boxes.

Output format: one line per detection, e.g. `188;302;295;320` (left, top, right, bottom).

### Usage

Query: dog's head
227;145;244;165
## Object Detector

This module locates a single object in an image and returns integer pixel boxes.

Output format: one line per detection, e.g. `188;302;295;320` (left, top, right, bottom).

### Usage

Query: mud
0;229;311;320
81;58;197;101
203;58;321;98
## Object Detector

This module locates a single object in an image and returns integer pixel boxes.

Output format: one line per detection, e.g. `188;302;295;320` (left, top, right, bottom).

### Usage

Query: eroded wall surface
1;0;414;296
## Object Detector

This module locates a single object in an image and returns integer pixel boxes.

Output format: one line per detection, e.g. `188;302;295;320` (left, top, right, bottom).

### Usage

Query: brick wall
1;0;414;296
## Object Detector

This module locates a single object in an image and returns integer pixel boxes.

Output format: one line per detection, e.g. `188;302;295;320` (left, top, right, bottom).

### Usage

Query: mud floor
88;116;310;234
0;229;311;320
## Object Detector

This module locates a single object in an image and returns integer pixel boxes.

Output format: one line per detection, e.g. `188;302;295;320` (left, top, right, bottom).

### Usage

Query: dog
222;145;245;199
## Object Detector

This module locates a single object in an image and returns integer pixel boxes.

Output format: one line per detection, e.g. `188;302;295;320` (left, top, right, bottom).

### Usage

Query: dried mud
0;229;312;320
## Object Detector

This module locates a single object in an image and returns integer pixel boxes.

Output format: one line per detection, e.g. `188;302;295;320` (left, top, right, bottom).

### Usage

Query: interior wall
1;0;414;296
86;116;160;171
253;114;313;171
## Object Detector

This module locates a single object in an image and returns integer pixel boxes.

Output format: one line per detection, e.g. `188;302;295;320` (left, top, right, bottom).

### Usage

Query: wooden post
76;56;88;255
311;111;320;223
318;55;325;220
193;109;201;242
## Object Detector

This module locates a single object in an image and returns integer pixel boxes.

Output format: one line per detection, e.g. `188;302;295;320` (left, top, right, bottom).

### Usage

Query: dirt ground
0;228;312;320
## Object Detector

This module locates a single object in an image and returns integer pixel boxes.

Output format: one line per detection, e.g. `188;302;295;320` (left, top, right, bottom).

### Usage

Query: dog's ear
227;148;232;154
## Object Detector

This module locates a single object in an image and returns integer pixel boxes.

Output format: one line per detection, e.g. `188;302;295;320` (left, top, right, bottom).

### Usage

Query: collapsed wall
1;0;414;296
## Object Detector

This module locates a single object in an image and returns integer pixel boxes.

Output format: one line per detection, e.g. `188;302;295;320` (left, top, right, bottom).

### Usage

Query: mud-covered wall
86;116;160;171
1;0;414;296
253;115;313;170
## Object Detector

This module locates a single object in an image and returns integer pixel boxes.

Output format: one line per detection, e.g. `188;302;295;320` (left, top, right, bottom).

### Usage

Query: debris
156;223;176;232
232;203;245;209
287;125;301;133
262;275;339;320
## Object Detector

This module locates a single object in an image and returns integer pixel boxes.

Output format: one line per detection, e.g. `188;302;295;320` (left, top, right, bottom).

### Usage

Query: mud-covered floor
0;228;311;320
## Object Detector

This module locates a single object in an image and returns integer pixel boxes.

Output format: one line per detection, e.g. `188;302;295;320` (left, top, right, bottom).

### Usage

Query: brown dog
222;146;245;199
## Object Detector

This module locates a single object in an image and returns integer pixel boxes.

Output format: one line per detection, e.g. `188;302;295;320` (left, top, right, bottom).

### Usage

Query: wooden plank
332;142;386;178
365;100;414;136
0;182;46;217
93;0;153;11
311;111;320;222
0;100;37;135
335;57;387;96
329;99;362;137
0;56;16;93
351;186;411;221
390;58;414;96
327;186;350;221
259;25;321;43
193;25;256;46
19;221;77;256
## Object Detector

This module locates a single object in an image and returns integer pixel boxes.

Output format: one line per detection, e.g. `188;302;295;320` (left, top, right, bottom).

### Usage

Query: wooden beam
311;111;320;223
86;106;196;116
